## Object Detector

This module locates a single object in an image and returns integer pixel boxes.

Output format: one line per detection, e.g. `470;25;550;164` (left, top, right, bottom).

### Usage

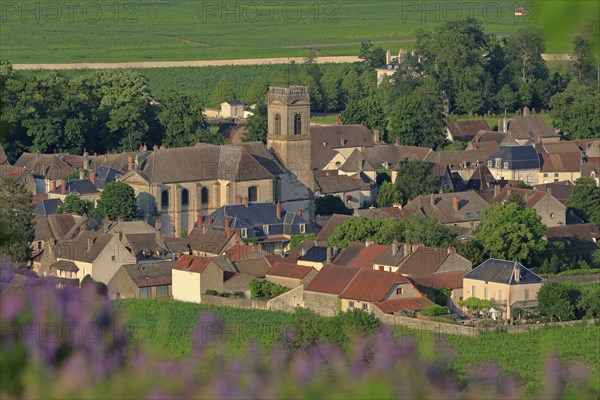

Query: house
546;224;600;264
265;261;317;288
107;261;175;300
445;120;491;142
303;264;361;316
0;165;37;194
424;149;489;187
171;254;237;303
220;101;245;119
401;192;490;228
311;142;345;171
187;221;243;257
33;198;63;216
463;259;544;318
310;124;377;159
330;242;368;267
338;269;421;313
486;145;540;184
92;166;121;189
465;163;497;192
285;240;333;270
537;142;583;183
208;201;312;254
13;152;78;194
372;296;436;315
533;181;574;204
373;243;472;276
32;214;80;274
490;186;566;227
223;243;271;278
408;270;467;311
345;243;389;269
315;214;352;244
314;170;367;209
47;179;100;202
505;113;560;144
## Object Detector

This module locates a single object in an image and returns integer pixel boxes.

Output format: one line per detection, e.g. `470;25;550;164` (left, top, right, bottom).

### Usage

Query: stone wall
201;294;268;310
304;291;339;317
268;285;304;312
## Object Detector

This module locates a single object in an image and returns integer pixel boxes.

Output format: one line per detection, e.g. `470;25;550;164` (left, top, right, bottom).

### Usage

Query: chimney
392;240;398;256
83;150;89;170
373;129;380;144
403;243;409;255
225;214;231;237
326;246;333;263
128;155;133;171
51;180;57;192
89;170;96;185
494;183;500;197
61;180;67;194
502;116;508;133
79;170;85;180
276;201;281;219
514;262;521;283
336;116;341;125
365;239;374;247
243;197;249;207
156;220;163;243
87;237;94;253
207;216;212;227
523;106;530;116
447;247;454;255
297;207;303;218
197;212;203;228
143;143;148;151
452;195;459;211
430;193;435;206
385;49;391;65
301;247;307;256
395;136;400;146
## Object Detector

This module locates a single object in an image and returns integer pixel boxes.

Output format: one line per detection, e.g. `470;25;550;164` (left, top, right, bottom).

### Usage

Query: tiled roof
539;152;582;173
163;237;190;254
355;207;405;220
311;125;375;149
224;244;265;261
402;192;489;224
446;120;491;141
304;264;361;295
123;233;167;255
34;215;55;242
14;153;76;179
508;115;558;140
266;262;315;280
373;297;436;314
397;246;453;276
408;270;467;290
49;179;99;195
311;143;339;170
340;269;407;302
465;164;496;192
187;228;231;254
315;214;352;243
546;224;600;242
424;149;488;167
123;261;175;287
47;214;78;240
533;182;574;204
0;165;27;181
315;172;361;195
346;244;389;269
490;187;556;209
57;230;115;263
331;242;365;266
174;254;221;273
464;258;543;285
372;244;411;267
50;260;79;272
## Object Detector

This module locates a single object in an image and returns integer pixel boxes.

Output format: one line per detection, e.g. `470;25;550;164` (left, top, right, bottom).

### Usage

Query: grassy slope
1;0;570;63
121;299;600;394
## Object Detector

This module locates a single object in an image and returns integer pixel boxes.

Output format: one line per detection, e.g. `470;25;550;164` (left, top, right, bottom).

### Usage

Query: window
156;285;168;298
497;290;502;303
550;213;555;219
241;228;248;238
379;266;384;271
472;285;476;297
139;287;151;298
526;176;532;183
348;301;355;309
503;162;509;169
487;160;493;168
396;287;403;295
274;114;281;135
362;304;368;311
161;190;169;208
181;189;189;207
37;241;42;250
263;224;269;235
524;289;529;300
299;223;306;234
554;173;559;177
111;256;116;262
201;187;209;205
543;173;548;178
293;114;302;135
495;158;501;168
335;161;341;168
248;186;258;202
484;287;488;299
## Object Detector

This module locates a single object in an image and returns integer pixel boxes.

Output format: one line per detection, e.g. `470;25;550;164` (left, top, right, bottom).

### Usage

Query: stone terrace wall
201;295;268;310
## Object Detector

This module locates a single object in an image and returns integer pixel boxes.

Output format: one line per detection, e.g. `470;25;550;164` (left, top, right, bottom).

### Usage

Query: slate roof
315;214;352;243
311;143;339;170
373;297;436;314
464;258;543;285
445;120;492;141
340;269;407;302
222;100;244;106
304;264;361;295
49;179;99;195
508;116;559;140
34;215;55;242
266;262;315;280
134;144;273;184
173;254;235;274
50;260;79;272
93;166;121;189
546;224;600;242
33;198;63;216
408;270;467;290
315;172;362;195
465;164;496;192
122;261;175;287
286;241;330;263
402;192;489;224
486;145;540;170
311;125;375;149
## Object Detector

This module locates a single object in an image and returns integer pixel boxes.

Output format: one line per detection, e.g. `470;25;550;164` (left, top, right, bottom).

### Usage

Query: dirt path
12;56;361;71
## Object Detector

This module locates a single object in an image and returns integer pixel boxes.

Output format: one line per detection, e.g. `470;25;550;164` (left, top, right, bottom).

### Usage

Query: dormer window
495;158;501;168
240;228;248;238
503;162;509;169
299;223;306;234
263;224;269;235
487;160;493;168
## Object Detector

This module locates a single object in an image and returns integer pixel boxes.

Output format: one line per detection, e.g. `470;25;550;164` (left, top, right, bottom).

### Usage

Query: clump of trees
537;281;600;321
0;179;34;263
315;195;352;216
249;279;289;299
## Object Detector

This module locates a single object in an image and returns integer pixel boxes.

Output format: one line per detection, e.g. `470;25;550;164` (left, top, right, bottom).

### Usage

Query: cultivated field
122;299;600;395
1;0;572;63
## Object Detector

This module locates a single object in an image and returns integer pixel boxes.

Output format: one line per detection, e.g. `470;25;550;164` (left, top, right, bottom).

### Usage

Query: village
1;82;598;331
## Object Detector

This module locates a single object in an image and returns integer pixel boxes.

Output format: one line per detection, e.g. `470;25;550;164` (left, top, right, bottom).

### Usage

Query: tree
550;80;600;139
157;91;208;147
320;67;342;112
504;191;526;209
210;77;236;106
358;41;386;69
375;181;402;207
573;27;598;84
315;195;352;216
373;218;405;245
403;216;458;248
57;194;94;216
578;284;600;318
0;179;34;263
456;240;485;266
502;27;548;85
537;281;576;322
395;160;439;203
566;177;600;225
495;84;518;112
94;181;137;221
473;203;547;267
327;217;383;248
244;76;268;105
340;96;387;133
242;102;268;142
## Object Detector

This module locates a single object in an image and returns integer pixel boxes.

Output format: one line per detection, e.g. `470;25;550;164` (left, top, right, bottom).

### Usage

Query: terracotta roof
408;270;467;290
542;141;582;154
0;165;27;180
397;246;454;276
533;181;574;204
331;242;365;266
446;120;492;141
122;261;175;287
315;214;352;243
224;244;265;262
305;264;361;295
373;296;436;314
469;140;501;157
490;187;555;208
311;125;376;149
173;254;233;273
355;207;405;220
266;262;315;280
539;153;582;173
546;224;600;242
346;244;389;269
340;269;407;302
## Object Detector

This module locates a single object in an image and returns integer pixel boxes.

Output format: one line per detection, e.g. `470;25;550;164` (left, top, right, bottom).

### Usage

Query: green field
1;0;576;63
121;299;600;395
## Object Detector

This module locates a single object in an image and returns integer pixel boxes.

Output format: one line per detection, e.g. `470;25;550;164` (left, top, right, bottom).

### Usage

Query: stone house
265;261;317;288
108;261;175;300
314;170;367;210
220;101;245;119
537;142;583;183
304;264;362;316
401;192;490;228
408;270;467;311
486;145;540;185
171;254;237;303
490;186;566;227
0;165;37;194
445;120;491;142
504;113;560;144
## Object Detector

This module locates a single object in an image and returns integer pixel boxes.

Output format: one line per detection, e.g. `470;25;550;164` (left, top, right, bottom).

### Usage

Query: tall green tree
403;216;458;248
0;179;34;263
340;96;386;133
244;76;268;105
573;27;598;84
315;195;352;216
157;91;208;147
327;217;383;248
537;281;576;322
57;194;94;216
566;177;600;225
358;41;386;69
242;102;267;142
473;203;547;266
210;77;236;106
320;67;342;112
375;181;402;207
395;160;439;203
550;80;600;139
94;181;138;221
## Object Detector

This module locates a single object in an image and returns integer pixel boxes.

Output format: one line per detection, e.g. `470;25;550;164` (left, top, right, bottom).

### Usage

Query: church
120;85;314;237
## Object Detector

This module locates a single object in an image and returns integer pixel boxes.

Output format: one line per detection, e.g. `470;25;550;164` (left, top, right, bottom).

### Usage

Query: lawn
1;0;576;63
121;299;600;395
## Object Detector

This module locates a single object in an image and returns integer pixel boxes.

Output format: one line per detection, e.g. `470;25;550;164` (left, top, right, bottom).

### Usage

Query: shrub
205;289;219;296
249;279;290;299
459;298;494;310
419;305;449;316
